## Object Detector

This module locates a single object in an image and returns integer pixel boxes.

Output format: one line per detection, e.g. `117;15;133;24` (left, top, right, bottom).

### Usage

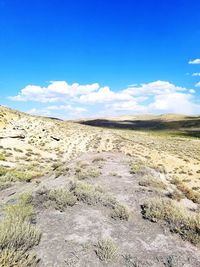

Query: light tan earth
0;105;200;266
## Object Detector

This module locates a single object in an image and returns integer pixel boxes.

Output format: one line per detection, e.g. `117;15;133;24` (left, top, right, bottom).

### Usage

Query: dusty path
32;152;200;267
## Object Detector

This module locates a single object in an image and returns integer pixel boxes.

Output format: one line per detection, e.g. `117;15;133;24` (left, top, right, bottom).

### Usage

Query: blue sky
0;0;200;118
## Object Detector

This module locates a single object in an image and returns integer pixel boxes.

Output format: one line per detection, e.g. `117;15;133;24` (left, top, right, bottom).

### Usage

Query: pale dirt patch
32;152;200;267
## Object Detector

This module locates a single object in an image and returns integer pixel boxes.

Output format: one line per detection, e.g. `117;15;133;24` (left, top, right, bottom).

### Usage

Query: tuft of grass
95;238;118;262
75;166;101;180
130;162;142;174
71;181;104;205
176;183;200;204
1;169;40;183
0;249;38;267
171;177;200;204
139;176;167;190
0;193;41;266
92;157;105;163
13;148;23;153
142;198;200;244
0;153;6;161
4;193;34;223
48;189;77;211
71;181;130;220
0;166;8;176
167;190;184;202
111;203;130;221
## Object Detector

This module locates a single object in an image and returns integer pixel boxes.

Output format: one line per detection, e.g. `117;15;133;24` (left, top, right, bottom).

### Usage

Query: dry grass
0;249;38;267
167;189;184;202
111;203;130;220
130;162;142;174
176;183;200;204
75;166;101;180
95;238;118;262
0;168;42;183
0;153;6;161
92;156;105;163
70;181;130;220
142;198;200;244
139;176;167;190
171;177;200;204
0;193;41;266
71;181;105;205
48;189;77;211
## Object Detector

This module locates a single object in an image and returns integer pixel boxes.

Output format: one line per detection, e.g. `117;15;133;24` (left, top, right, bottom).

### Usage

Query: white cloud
78;86;133;103
9;80;200;117
9;81;100;103
188;59;200;64
149;93;199;114
123;80;187;96
192;73;200;76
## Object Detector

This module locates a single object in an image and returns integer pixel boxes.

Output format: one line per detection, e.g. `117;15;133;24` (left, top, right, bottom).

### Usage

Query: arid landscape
0;105;200;266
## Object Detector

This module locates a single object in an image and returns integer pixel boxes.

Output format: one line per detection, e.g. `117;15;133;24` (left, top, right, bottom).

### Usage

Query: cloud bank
9;80;200;118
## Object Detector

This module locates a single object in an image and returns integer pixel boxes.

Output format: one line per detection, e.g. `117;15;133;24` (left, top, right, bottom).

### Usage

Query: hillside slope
0;106;200;266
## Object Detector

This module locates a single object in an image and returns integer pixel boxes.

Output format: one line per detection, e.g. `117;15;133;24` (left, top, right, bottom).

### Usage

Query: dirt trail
31;152;200;267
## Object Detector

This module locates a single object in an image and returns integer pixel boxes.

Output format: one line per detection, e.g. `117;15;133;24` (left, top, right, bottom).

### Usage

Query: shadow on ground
78;118;200;138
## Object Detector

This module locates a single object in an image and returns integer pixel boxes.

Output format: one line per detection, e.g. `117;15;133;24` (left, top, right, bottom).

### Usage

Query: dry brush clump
142;198;200;244
167;189;184;202
70;180;105;205
130;162;142;174
0;153;6;161
139;175;167;190
0;166;43;184
111;203;130;221
70;181;130;220
95;238;118;262
48;189;77;211
0;193;41;266
171;177;200;204
92;156;105;163
75;164;101;180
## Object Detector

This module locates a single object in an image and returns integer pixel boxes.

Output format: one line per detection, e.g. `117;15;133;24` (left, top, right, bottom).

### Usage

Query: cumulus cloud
9;80;200;117
149;93;199;114
188;59;200;64
78;86;133;103
9;81;100;102
123;80;187;96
